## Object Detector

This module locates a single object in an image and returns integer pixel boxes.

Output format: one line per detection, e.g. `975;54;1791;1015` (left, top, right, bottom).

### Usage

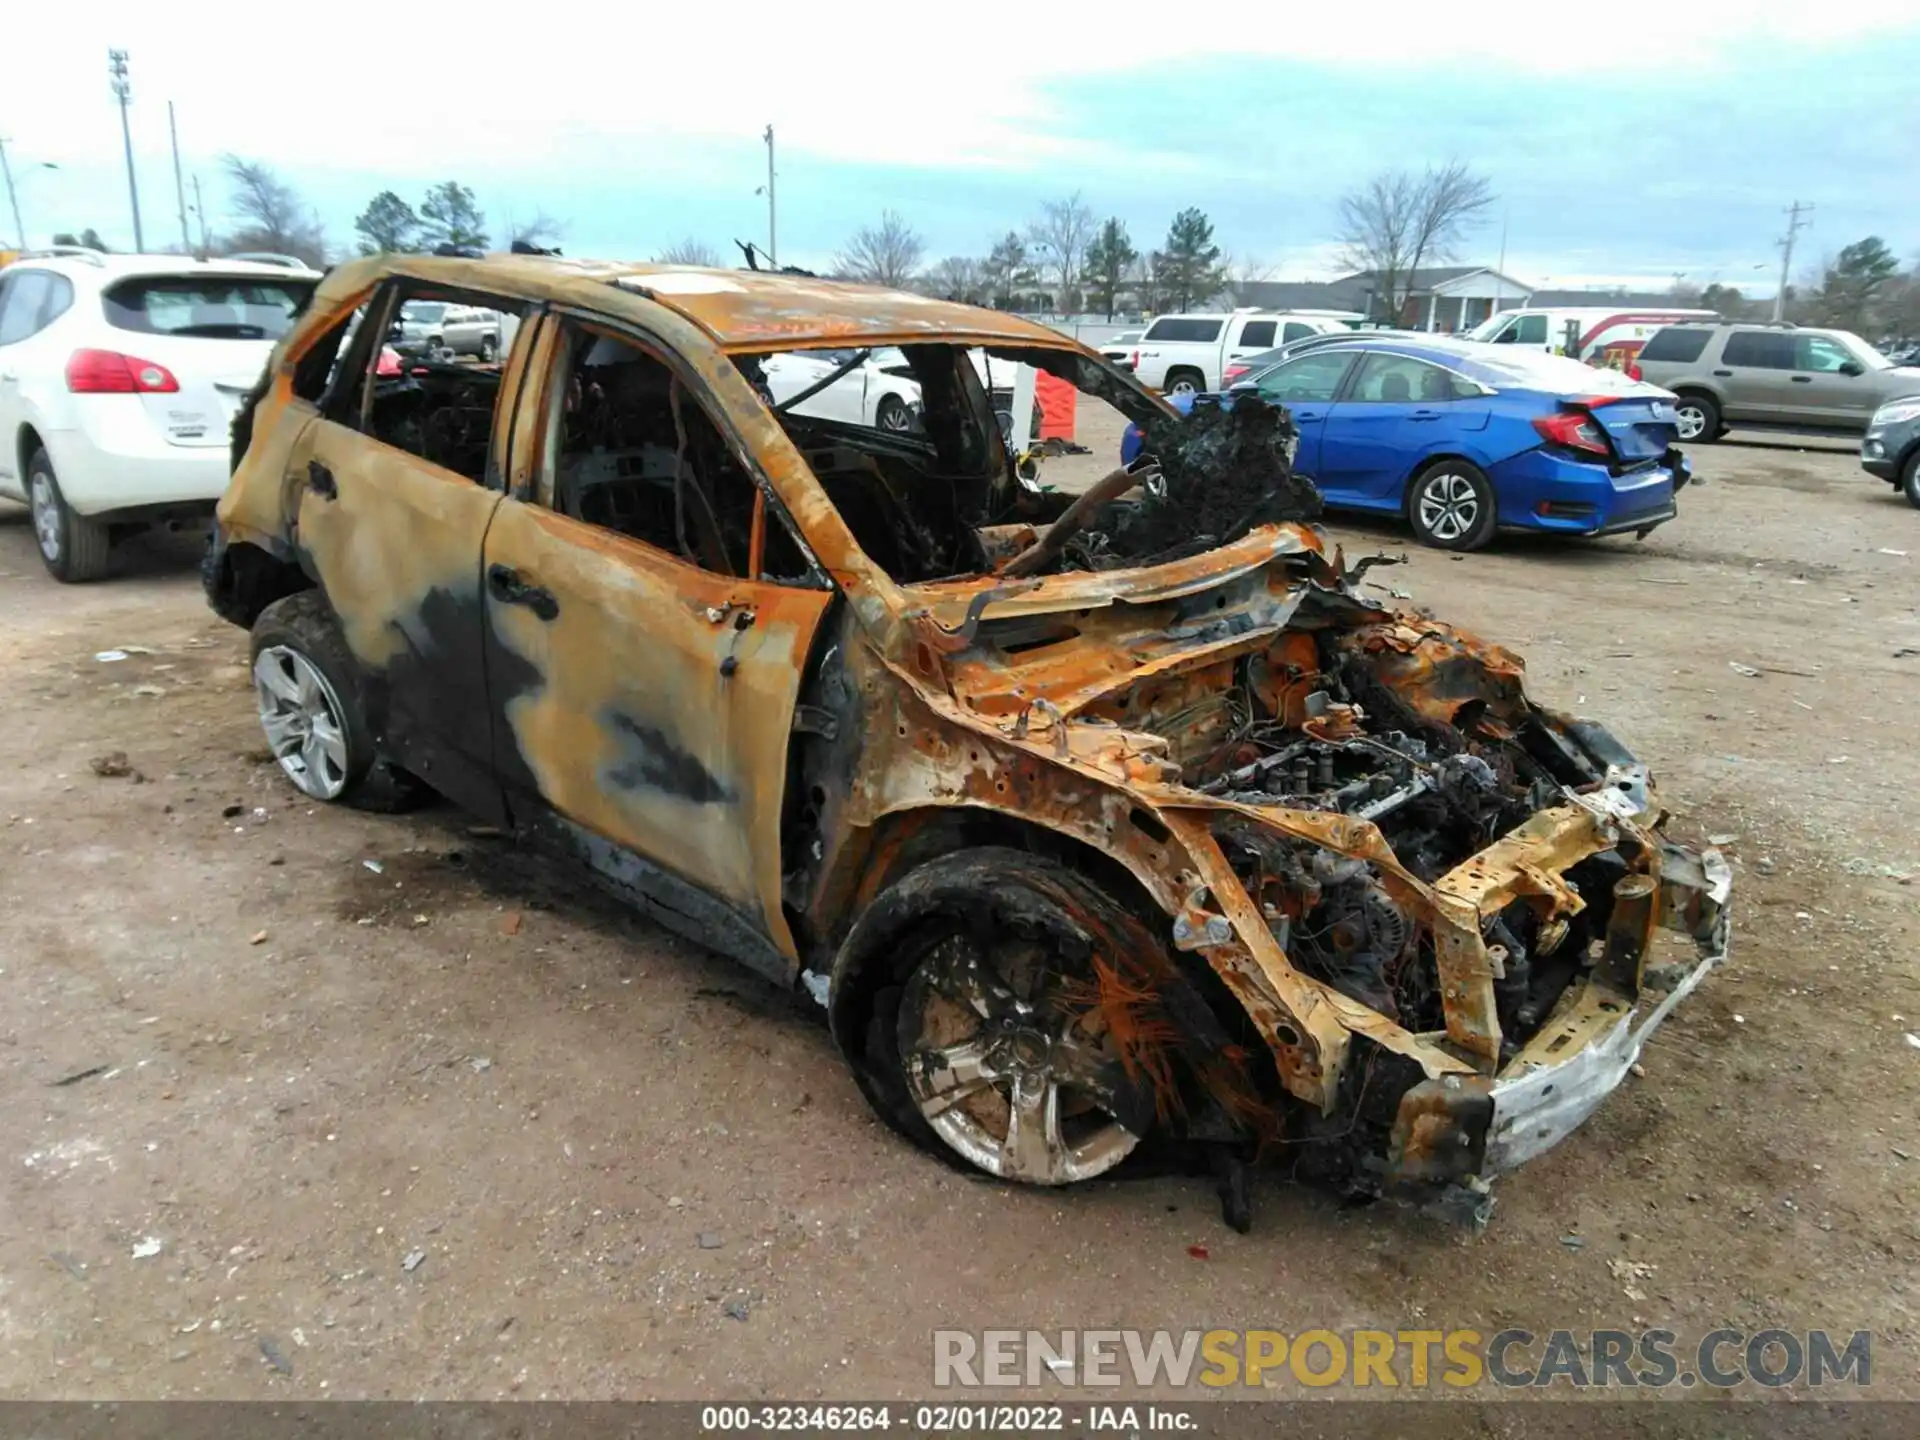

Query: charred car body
205;258;1731;1226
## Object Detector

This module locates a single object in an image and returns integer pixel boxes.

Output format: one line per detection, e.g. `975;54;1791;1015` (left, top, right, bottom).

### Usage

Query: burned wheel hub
898;933;1139;1186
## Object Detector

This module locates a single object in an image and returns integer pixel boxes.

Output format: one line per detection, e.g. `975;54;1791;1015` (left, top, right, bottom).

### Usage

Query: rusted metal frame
941;587;1311;722
748;490;768;580
539;303;833;591
320;256;907;628
1156;801;1480;1102
506;312;565;507
1428;804;1617;1070
842;640;1471;1110
904;526;1322;638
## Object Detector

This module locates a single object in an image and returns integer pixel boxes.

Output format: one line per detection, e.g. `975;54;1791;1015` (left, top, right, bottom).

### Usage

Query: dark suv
1634;322;1920;442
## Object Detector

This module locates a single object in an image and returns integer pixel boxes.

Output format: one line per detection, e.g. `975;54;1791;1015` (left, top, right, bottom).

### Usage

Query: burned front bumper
1381;836;1732;1222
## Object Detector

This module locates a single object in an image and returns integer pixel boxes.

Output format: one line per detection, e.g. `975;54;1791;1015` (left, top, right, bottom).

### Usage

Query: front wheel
1406;460;1497;551
479;334;498;362
1673;393;1720;443
1903;448;1920;510
831;849;1180;1186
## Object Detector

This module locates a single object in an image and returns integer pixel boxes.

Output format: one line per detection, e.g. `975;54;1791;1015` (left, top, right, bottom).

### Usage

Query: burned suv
205;256;1730;1226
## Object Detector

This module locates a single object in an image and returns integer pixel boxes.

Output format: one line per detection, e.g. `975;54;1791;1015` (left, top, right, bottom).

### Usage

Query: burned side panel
480;499;832;963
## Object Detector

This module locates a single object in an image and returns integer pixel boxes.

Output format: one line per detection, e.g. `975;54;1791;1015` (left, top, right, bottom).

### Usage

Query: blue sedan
1122;336;1693;550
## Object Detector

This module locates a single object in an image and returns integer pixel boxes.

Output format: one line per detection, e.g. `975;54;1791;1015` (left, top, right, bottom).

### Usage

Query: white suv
0;249;319;581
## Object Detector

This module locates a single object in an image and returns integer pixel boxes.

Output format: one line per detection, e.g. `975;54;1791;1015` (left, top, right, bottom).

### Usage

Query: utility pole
109;48;145;252
0;136;23;248
191;174;210;256
763;124;776;266
168;101;190;253
1493;209;1509;323
1771;200;1812;322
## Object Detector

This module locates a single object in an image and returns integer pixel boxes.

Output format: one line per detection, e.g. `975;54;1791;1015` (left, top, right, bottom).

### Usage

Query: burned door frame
285;278;544;823
478;309;836;983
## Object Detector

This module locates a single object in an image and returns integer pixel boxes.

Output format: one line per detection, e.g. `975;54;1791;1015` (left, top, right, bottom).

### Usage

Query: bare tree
505;207;567;251
1335;162;1494;322
654;237;722;266
1026;191;1096;313
925;255;987;304
219;155;328;267
836;210;925;288
1225;253;1274;282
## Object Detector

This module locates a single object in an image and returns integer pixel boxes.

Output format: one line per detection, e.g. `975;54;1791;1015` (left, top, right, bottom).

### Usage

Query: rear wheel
1673;392;1720;443
480;333;498;362
830;849;1170;1186
1406;459;1497;551
27;448;111;583
875;394;913;432
1164;368;1205;400
1903;447;1920;510
249;593;427;811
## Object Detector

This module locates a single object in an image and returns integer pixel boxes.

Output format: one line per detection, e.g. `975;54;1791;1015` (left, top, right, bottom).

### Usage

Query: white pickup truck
1128;311;1357;396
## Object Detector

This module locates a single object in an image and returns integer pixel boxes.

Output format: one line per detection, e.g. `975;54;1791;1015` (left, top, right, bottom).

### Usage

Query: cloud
9;1;1917;285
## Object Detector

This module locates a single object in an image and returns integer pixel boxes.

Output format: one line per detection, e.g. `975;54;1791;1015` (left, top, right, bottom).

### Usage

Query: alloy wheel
253;645;352;799
29;473;61;562
1674;404;1708;441
898;932;1140;1185
1416;470;1481;544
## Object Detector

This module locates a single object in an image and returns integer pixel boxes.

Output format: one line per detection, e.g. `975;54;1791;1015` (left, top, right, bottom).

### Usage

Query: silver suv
1634;322;1920;442
391;300;503;360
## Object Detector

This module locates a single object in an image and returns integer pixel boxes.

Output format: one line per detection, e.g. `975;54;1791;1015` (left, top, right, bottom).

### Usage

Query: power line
1771;200;1812;322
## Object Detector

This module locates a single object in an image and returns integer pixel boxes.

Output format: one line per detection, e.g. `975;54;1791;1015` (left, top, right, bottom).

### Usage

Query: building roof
1228;279;1370;311
1334;265;1491;291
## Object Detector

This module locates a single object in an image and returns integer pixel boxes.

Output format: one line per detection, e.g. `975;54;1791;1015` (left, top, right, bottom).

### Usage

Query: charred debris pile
1047;395;1322;572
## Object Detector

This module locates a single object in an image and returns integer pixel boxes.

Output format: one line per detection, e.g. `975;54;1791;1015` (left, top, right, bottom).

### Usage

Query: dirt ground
1;431;1916;1404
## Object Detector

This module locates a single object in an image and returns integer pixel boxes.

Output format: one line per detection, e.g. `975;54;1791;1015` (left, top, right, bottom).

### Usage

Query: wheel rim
898;932;1141;1186
879;401;911;431
253;646;351;800
1416;470;1481;543
29;472;61;562
1169;377;1197;398
1675;404;1707;440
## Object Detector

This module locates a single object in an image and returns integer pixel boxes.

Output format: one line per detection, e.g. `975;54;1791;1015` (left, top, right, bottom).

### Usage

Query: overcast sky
5;1;1917;293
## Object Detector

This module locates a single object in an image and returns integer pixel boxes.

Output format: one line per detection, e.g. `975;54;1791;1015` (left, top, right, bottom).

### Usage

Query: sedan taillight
1532;409;1611;457
1223;364;1249;386
66;349;180;394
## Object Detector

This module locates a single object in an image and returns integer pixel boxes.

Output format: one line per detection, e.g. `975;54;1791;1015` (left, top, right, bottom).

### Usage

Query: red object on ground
1187;1244;1210;1260
1035;370;1077;441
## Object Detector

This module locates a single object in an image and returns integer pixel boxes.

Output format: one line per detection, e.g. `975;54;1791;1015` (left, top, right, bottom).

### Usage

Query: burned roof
313;254;1070;353
606;267;1070;351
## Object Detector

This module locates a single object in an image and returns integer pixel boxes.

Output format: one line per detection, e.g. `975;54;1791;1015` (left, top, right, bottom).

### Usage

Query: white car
0;249;319;581
1463;305;1720;365
760;346;922;431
